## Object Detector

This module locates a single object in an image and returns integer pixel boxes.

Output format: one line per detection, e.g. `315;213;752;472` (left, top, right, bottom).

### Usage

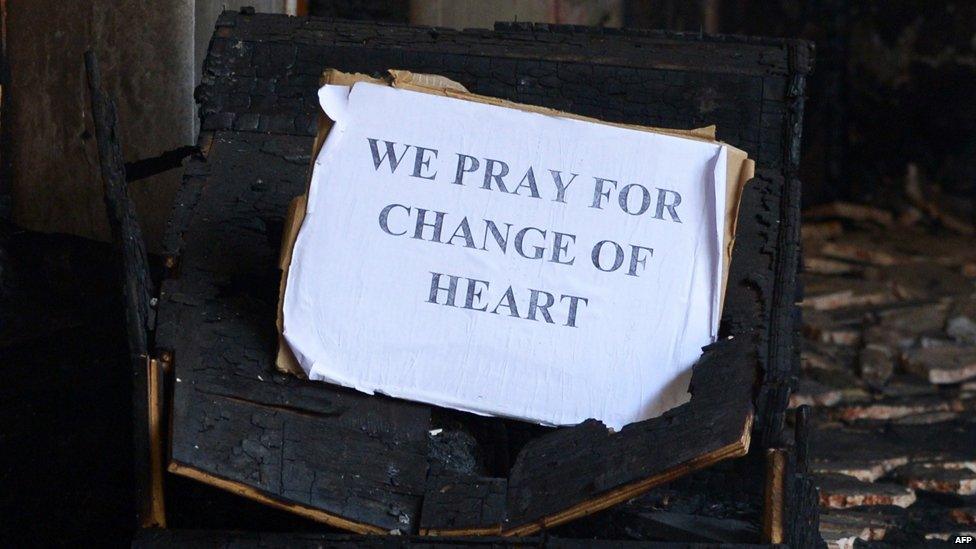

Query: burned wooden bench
103;10;820;547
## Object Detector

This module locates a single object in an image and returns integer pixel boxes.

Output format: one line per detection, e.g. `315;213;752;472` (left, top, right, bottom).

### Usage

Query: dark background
1;1;973;546
306;0;976;213
636;0;976;212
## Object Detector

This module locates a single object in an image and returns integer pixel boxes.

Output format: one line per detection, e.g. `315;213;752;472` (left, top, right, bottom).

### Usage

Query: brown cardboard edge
275;194;308;376
387;69;719;143
719;153;755;318
275;68;752;377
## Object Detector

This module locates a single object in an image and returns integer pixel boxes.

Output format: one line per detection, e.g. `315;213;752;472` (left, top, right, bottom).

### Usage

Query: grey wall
7;1;285;250
409;0;621;29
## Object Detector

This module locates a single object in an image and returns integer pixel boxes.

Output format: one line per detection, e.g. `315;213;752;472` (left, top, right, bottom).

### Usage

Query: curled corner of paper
318;84;352;122
388;69;470;93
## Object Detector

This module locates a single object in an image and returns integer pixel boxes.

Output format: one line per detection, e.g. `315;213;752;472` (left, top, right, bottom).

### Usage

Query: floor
796;205;976;547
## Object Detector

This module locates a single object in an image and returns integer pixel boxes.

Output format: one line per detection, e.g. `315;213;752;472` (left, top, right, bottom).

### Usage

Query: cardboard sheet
278;71;752;429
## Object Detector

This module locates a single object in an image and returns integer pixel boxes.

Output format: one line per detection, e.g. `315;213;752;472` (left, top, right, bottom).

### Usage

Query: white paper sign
282;82;728;429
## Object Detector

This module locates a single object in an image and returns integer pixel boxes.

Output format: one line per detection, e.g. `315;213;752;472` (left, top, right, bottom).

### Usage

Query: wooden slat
168;463;387;534
419;475;507;535
133;527;779;548
84;49;158;528
762;448;787;544
146;357;166;527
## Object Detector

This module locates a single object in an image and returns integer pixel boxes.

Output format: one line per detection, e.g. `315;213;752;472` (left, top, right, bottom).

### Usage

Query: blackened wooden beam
762;448;787;544
157;131;432;533
794;404;811;474
124;145;199;183
84;49;161;527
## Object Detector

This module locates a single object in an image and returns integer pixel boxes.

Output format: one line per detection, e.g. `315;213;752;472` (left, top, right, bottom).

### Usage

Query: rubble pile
795;202;976;547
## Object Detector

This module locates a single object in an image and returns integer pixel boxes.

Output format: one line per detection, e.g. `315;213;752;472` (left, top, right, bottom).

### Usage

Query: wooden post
146;356;166;527
762;448;787;544
84;49;161;528
794;405;811;475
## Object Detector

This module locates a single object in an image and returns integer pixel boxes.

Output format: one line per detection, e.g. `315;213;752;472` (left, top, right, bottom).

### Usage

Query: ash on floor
796;202;976;548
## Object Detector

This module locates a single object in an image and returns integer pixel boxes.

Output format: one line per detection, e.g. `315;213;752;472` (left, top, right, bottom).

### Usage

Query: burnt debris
797;202;976;546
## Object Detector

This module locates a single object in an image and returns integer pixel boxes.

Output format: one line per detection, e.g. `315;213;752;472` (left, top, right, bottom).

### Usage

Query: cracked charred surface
158;11;813;540
158;132;431;533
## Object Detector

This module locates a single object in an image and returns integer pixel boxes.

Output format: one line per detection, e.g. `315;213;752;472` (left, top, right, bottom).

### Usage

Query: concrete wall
410;0;621;29
7;1;285;250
